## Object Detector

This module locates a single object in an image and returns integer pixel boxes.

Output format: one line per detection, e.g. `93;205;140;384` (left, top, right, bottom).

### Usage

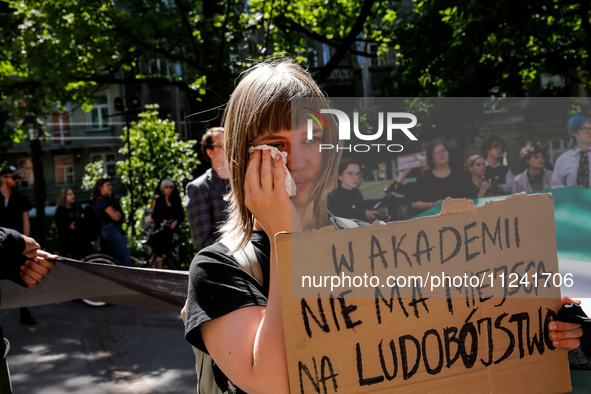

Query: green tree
390;0;591;97
0;0;397;115
83;105;199;266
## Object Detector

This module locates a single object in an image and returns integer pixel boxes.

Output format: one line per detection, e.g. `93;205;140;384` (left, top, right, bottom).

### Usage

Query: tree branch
273;15;378;58
317;0;378;83
172;0;202;67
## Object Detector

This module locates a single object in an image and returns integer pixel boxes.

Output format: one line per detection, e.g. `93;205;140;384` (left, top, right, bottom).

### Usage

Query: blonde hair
220;58;340;250
464;154;484;172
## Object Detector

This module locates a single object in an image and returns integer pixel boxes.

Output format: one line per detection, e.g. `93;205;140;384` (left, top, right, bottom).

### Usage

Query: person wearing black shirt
55;188;93;259
482;136;515;194
327;159;377;222
149;179;185;269
410;141;474;213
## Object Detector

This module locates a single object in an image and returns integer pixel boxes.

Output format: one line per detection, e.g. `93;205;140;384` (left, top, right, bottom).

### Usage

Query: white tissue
248;145;297;196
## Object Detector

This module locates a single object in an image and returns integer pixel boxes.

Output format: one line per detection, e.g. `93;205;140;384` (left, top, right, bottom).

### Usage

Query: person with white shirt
551;113;591;189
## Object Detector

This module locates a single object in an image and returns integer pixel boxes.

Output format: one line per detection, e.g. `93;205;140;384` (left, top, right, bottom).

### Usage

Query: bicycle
145;219;180;270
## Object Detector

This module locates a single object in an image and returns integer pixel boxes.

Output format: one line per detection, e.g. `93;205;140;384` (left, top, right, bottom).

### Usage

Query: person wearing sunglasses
0;165;38;325
410;140;474;213
186;127;230;252
0;166;30;238
148;179;184;269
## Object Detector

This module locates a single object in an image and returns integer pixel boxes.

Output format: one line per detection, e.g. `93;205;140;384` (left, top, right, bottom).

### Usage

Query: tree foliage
0;0;399;117
390;0;591;96
83;105;199;264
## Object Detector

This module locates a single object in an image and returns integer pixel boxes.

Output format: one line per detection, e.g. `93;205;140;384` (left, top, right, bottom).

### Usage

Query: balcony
9;125;121;153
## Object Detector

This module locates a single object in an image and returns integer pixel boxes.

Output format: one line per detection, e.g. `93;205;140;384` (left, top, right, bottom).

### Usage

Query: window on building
546;139;569;165
90;153;117;178
55;155;75;185
180;109;189;140
50;111;71;145
541;74;566;89
322;44;331;66
369;43;387;67
18;159;34;188
88;96;109;130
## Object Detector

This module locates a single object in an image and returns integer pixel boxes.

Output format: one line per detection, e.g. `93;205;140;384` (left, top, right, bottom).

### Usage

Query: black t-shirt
185;231;271;392
485;164;510;185
152;196;184;233
55;204;94;259
0;190;31;233
413;169;476;203
327;186;366;221
184;215;368;392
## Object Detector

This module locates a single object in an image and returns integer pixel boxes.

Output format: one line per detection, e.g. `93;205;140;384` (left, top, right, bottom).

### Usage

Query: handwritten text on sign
277;195;570;393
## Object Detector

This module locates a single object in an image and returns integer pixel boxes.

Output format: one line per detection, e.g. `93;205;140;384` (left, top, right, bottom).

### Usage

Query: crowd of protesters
344;112;591;221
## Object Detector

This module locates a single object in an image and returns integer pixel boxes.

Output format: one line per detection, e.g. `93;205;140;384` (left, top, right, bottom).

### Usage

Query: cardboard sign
396;151;427;170
276;194;571;393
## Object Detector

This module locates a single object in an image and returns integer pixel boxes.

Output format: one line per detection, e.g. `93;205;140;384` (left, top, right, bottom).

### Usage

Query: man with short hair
551;113;591;188
0;166;30;237
481;136;515;194
0;166;36;325
186;127;230;251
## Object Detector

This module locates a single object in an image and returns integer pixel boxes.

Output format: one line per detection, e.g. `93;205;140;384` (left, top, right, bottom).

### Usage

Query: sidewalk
0;302;196;393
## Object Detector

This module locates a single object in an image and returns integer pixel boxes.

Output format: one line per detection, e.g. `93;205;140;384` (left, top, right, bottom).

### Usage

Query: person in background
513;142;553;193
372;167;413;222
186;127;230;251
91;179;131;266
373;185;400;222
55;188;93;259
481;136;515;194
410;141;474;213
327;158;379;222
551;113;591;188
149;179;184;269
0;165;36;325
465;154;502;198
0;227;56;394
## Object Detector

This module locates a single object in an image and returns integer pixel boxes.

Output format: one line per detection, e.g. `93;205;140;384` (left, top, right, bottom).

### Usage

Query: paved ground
0;302;196;393
1;300;589;393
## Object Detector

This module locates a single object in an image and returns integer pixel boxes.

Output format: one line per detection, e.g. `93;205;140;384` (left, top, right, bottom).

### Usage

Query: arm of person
200;150;290;393
0;228;56;286
550;159;566;188
411;200;442;212
104;206;121;222
478;180;491;198
0;227;27;261
394;168;412;186
499;168;515;194
20;249;57;287
365;210;380;221
549;297;584;349
23;211;30;236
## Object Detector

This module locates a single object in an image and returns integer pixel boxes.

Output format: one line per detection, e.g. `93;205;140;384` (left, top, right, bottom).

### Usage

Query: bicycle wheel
82;253;118;265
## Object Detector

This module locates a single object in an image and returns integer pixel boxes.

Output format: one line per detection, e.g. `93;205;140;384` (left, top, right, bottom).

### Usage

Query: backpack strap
219;236;264;286
181;236;263;394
